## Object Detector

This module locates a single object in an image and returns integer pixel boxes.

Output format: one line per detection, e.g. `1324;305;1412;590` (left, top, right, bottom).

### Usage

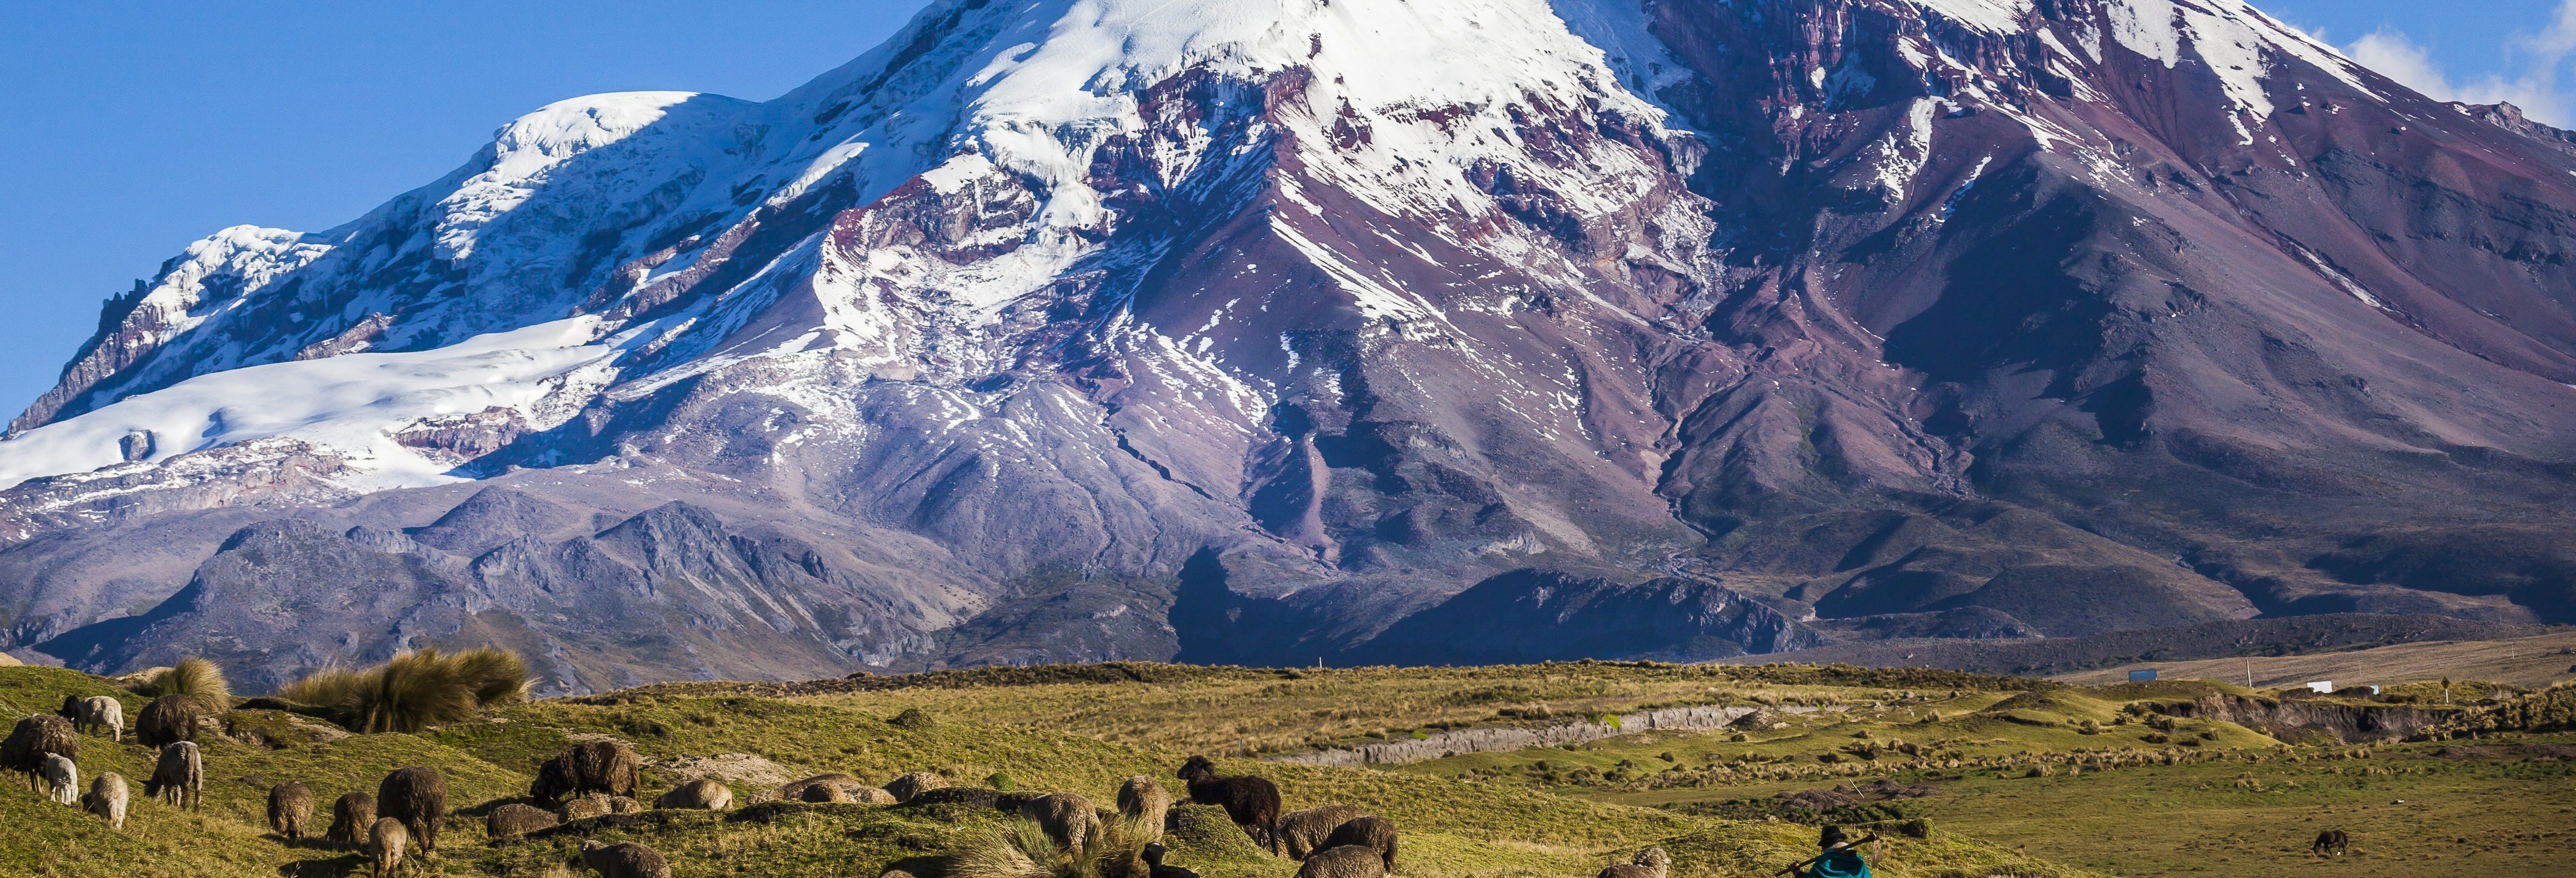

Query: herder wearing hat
1781;825;1875;878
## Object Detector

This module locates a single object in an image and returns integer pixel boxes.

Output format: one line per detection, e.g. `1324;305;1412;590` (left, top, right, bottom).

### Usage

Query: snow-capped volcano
9;0;2576;690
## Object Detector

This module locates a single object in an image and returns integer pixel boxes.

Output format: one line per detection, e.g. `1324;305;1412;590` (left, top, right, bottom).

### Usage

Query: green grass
18;661;2565;878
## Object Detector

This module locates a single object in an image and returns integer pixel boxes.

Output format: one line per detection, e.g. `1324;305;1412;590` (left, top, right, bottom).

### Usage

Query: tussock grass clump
277;647;530;733
140;658;233;713
949;820;1071;878
947;814;1160;878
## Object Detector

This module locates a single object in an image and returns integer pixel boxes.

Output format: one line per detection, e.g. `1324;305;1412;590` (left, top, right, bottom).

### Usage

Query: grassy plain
0;659;2566;877
2055;629;2576;690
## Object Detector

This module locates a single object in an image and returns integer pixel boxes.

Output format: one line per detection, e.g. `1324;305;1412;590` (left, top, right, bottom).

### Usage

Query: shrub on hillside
137;658;232;713
276;647;530;733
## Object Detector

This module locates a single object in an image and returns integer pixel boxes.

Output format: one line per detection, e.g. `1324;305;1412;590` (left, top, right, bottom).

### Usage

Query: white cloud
2342;1;2576;127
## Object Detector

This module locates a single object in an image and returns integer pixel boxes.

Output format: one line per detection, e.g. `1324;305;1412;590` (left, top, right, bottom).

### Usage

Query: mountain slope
5;0;2576;689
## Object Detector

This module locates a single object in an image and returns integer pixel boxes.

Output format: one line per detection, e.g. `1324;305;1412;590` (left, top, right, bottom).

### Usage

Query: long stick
1777;835;1882;876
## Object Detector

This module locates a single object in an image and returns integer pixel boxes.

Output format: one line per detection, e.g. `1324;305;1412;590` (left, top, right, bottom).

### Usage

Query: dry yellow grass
761;664;2003;757
2057;630;2576;690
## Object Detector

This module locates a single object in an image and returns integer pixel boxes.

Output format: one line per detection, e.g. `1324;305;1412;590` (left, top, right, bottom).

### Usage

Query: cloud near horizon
2344;0;2576;126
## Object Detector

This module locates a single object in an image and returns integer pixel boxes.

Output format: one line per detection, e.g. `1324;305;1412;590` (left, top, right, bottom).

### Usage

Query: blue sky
0;1;2564;421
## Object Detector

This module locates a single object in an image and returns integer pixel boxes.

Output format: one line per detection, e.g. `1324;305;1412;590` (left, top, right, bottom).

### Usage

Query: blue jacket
1807;849;1870;878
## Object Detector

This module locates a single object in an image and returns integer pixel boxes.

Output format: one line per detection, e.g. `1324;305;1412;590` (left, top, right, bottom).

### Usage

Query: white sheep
82;772;127;829
62;695;123;743
40;753;77;806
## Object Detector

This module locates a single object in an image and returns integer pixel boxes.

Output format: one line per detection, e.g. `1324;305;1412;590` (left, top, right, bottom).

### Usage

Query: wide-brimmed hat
1820;825;1850;848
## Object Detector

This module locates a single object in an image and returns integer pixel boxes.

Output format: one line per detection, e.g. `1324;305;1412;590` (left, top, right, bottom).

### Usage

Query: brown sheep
1019;792;1105;854
800;783;854;803
1274;805;1368;859
883;771;947;802
2;713;78;788
608;795;644;814
570;740;642;798
1598;847;1669;878
82;772;128;830
1321;816;1397;873
655;778;732;811
486;802;561;839
1119;775;1172;836
329;791;377;848
268;781;313;841
1294;845;1386;878
377;766;446;852
146;741;202;810
58;694;124;742
560;794;615;821
1176;756;1282;850
763;772;860;803
366;817;408;878
531;741;643;803
850;786;899;803
135;694;200;748
580;839;673;878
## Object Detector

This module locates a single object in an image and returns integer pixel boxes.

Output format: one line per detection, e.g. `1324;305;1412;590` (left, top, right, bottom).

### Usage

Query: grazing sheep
800;783;853;803
608;795;644;814
850;786;898;804
1176;756;1283;850
329;792;377;848
2;714;78;788
82;772;128;829
580;839;673;878
559;794;611;821
146;741;202;810
656;778;732;811
377;766;446;852
1119;775;1172;834
764;772;860;803
2312;829;2349;856
485;802;561;839
40;753;77;806
135;695;201;748
1142;843;1201;878
884;771;947;802
1597;847;1669;878
532;741;642;803
59;695;124;742
366;817;408;878
571;740;642;798
1321;815;1397;873
1274;805;1368;859
269;781;313;841
531;755;576;803
1294;845;1386;878
1020;792;1105;854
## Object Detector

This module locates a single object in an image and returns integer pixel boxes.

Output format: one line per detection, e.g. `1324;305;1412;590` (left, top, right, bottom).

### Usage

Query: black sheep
531;754;576;803
378;766;448;851
1176;755;1282;849
1143;842;1201;878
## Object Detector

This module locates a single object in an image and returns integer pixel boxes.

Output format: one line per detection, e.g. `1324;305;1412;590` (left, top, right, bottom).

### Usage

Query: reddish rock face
6;0;2576;686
